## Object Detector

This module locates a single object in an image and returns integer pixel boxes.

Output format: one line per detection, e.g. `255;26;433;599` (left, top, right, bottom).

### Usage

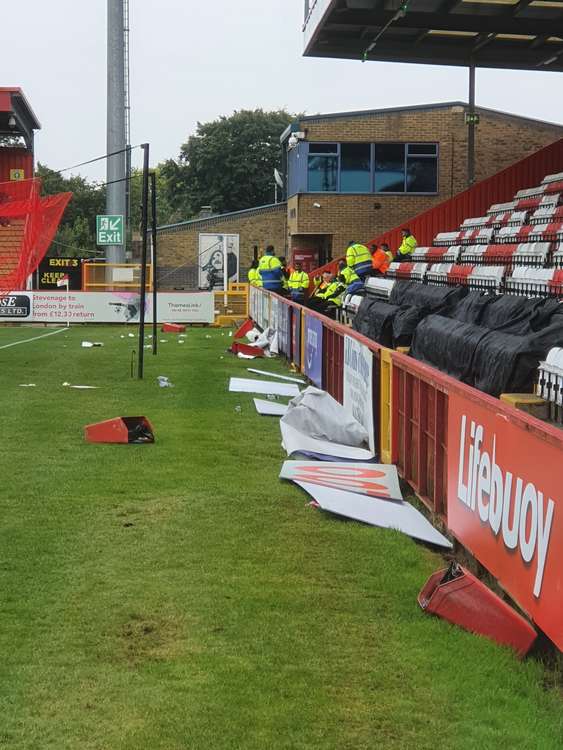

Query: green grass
0;324;561;750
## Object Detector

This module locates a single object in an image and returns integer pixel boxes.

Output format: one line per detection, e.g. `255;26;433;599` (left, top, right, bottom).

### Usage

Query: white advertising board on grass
1;291;214;324
297;482;452;549
343;335;375;453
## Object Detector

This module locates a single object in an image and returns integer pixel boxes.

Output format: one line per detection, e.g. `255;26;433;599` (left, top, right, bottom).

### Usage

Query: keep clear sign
344;335;375;452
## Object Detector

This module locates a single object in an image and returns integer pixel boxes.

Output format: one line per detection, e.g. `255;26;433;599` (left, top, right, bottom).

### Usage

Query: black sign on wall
0;294;31;318
37;257;83;290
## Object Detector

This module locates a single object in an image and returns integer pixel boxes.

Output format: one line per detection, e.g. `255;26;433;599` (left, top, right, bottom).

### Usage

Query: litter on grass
19;383;36;387
157;376;174;388
297;481;452;549
128;333;135;338
247;368;305;384
81;341;104;348
279;460;402;500
254;398;289;416
228;377;300;397
62;382;98;389
281;421;375;461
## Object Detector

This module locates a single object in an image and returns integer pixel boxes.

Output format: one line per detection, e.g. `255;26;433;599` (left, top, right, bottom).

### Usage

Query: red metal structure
0;88;71;293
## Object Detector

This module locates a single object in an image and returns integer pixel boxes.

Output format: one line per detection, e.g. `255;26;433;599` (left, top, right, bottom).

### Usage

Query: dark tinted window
309;143;338;154
375;144;405;193
340;143;371;193
406;156;438;193
308;155;338;191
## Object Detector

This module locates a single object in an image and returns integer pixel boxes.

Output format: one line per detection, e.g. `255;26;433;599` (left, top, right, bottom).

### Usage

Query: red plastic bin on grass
418;563;537;658
162;323;186;333
84;416;155;444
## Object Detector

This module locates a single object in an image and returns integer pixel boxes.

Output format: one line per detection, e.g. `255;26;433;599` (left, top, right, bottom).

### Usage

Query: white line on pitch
0;327;67;351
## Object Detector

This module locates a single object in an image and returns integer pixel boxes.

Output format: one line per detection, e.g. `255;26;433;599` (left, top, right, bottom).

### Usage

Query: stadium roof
303;0;563;72
0;87;41;151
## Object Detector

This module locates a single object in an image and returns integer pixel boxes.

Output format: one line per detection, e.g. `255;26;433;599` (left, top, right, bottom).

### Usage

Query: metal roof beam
331;10;560;36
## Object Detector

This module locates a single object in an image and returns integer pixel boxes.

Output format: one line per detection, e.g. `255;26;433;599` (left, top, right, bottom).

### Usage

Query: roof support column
467;60;476;187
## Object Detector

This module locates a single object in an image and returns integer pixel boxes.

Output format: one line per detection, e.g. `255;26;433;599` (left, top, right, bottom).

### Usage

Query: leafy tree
36;163;106;256
162;109;294;218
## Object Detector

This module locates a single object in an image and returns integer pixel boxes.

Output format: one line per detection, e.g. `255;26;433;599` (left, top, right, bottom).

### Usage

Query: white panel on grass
297;482;452;549
247;368;305;384
229;377;300;397
254;398;289;416
280;421;375;461
280;461;402;501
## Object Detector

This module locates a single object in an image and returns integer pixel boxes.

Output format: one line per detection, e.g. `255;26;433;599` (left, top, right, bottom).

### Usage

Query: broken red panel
230;342;264;357
418;564;537;657
233;318;254;339
161;323;186;333
84;416;154;444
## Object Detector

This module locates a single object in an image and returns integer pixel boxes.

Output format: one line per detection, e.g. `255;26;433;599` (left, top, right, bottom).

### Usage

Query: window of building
308;143;338;192
406;143;438;193
303;141;438;194
374;144;406;193
340;143;371;192
374;143;438;193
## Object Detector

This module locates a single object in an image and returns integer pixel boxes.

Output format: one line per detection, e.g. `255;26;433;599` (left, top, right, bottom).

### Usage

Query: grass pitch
0;325;561;750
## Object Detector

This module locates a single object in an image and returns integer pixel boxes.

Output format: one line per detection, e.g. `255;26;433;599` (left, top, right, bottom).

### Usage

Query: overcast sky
4;0;563;181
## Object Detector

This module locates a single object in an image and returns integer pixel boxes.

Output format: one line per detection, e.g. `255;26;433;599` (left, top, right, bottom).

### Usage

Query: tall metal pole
468;61;476;187
150;172;158;355
107;0;127;264
137;144;150;379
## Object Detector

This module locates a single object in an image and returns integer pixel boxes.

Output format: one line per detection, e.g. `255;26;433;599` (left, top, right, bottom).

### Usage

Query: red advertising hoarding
447;392;563;650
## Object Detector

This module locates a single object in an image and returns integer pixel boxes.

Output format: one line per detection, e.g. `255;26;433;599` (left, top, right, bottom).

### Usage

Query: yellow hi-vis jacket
340;266;359;286
346;243;372;276
288;270;310;292
397;234;417;258
248;268;262;287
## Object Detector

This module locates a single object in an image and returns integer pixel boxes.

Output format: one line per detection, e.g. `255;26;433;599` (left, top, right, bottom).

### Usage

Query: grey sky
4;1;563;181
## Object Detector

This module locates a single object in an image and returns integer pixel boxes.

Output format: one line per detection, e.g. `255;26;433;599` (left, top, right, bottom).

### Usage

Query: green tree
162;109;294;218
36;163;106;256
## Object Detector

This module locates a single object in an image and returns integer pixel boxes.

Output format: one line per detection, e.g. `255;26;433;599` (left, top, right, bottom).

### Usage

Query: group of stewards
247;229;417;318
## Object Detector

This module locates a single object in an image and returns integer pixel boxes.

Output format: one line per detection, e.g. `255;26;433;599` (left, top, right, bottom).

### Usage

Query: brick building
158;101;563;284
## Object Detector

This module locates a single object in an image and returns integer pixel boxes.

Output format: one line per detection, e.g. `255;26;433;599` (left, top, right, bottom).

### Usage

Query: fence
249;285;563;653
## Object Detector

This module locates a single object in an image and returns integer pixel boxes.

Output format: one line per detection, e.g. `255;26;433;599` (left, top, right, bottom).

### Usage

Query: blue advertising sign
279;302;291;355
292;307;301;368
304;313;323;387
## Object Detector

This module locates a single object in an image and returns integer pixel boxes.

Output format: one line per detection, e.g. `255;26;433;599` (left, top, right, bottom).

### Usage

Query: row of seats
412;242;562;267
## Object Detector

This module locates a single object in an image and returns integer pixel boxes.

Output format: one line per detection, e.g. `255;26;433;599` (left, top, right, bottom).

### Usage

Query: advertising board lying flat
447;392;563;650
1;291;214;324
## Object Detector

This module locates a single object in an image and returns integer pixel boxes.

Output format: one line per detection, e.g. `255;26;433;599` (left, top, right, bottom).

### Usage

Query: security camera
8;115;16;129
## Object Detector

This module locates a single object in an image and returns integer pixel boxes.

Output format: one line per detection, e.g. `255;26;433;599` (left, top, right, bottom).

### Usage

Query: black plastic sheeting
389;281;467;310
352;298;399;347
410;315;491;383
411;307;563;396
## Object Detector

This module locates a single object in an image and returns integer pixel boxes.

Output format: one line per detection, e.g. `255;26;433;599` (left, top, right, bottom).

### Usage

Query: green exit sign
465;113;480;125
96;214;124;245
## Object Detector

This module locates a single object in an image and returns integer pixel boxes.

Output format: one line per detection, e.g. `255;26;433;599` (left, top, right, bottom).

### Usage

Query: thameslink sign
96;214;124;245
447;392;563;650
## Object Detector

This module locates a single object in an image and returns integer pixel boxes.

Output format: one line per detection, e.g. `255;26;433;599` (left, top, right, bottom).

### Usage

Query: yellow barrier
380;347;393;464
83;263;152;292
213;289;248;325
